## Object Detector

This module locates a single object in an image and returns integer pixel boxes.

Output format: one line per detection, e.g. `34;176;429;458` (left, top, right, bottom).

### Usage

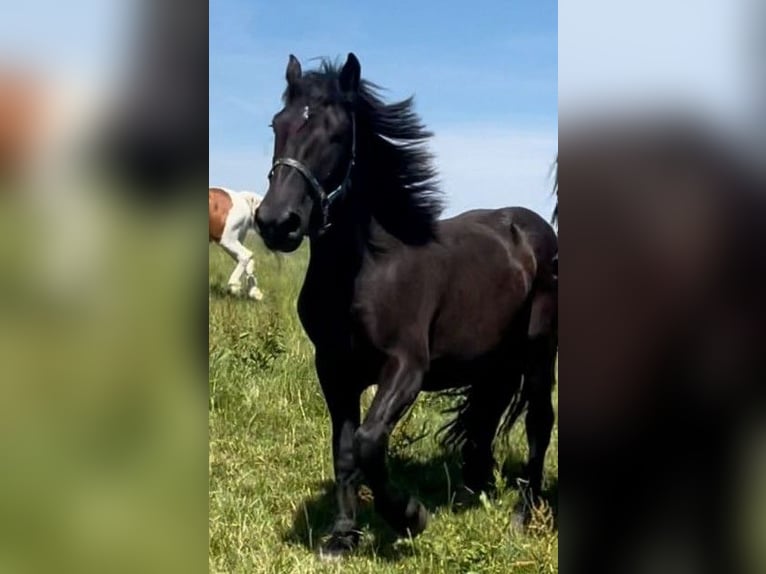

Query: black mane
285;59;444;244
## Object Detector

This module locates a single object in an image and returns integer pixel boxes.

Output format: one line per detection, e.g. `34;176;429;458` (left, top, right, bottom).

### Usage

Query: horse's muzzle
255;205;304;252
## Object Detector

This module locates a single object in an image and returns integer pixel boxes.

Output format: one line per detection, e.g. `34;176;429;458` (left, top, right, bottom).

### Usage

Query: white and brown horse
209;186;264;300
0;67;118;298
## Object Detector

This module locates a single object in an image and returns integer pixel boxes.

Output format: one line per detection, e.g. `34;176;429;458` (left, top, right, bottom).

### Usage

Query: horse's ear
286;54;302;84
339;53;361;95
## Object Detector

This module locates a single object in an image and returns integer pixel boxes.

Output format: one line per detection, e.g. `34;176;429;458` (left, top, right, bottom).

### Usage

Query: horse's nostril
257;208;301;247
283;212;301;235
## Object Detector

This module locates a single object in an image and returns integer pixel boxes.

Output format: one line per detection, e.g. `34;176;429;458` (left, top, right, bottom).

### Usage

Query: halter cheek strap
268;114;356;237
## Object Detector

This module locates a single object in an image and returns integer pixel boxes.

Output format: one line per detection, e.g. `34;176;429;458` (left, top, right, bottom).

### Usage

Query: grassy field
209;233;558;573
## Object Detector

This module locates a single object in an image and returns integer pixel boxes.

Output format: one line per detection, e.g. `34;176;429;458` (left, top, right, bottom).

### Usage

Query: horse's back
438;206;557;273
440;206;553;240
408;207;556;361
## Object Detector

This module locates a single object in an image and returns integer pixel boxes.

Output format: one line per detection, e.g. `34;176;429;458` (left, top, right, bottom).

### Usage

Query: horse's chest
297;288;355;347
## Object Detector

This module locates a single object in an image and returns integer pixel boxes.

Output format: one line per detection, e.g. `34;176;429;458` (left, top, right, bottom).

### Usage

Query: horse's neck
308;208;399;298
306;207;365;284
304;154;410;286
308;170;404;262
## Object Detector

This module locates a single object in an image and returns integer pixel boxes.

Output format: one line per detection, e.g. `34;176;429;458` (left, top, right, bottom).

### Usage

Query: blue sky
210;0;558;217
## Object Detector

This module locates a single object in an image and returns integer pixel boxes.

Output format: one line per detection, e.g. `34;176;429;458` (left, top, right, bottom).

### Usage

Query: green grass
209;234;558;573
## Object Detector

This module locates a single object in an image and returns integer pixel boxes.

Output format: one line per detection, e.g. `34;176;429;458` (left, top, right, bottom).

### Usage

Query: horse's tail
436;352;554;460
436;302;533;452
436;362;527;453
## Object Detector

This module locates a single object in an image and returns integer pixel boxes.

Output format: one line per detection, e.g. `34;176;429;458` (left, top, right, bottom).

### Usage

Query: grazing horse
0;68;105;187
255;53;558;557
209;186;264;300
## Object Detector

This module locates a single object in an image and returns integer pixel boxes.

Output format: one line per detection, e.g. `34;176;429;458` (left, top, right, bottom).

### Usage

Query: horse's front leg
218;237;250;296
354;354;429;537
316;354;362;559
242;257;263;300
239;228;263;300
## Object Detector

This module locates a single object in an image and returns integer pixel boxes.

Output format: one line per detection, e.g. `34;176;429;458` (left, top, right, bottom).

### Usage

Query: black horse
255;53;558;558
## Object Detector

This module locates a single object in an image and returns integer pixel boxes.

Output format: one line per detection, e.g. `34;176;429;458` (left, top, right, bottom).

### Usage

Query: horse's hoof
247;286;264;301
462;453;494;493
401;497;429;538
318;532;357;560
228;284;242;296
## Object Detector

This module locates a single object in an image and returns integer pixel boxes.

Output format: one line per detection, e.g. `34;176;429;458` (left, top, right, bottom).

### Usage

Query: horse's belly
423;348;524;391
423;357;492;390
430;271;530;361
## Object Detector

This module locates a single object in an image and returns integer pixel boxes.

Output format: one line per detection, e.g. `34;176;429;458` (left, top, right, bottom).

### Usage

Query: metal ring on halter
268;114;356;237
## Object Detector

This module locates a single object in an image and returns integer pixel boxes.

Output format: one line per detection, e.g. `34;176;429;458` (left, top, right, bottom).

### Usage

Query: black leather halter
268;114;356;237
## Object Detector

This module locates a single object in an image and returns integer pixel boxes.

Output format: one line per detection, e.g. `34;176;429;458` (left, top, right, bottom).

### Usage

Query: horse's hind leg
219;234;257;298
515;291;557;524
521;341;555;502
459;367;523;493
215;242;244;292
237;227;263;300
243;257;263;300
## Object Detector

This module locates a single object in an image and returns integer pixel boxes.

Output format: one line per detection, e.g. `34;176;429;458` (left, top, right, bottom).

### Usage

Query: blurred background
0;1;207;573
559;1;765;573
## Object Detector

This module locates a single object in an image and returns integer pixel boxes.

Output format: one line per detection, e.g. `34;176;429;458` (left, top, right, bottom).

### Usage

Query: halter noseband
268;114;356;237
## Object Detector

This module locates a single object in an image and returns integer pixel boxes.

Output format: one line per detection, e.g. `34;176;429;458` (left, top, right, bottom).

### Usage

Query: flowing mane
283;59;444;244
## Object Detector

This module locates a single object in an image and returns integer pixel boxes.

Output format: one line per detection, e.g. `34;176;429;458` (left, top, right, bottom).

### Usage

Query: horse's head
255;53;360;252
